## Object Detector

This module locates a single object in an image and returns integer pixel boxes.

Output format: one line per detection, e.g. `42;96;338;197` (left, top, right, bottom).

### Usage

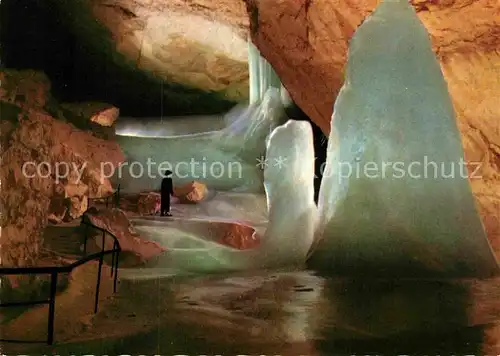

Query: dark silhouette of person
161;170;173;216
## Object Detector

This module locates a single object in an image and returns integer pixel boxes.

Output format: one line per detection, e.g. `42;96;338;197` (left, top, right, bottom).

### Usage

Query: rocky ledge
0;69;125;293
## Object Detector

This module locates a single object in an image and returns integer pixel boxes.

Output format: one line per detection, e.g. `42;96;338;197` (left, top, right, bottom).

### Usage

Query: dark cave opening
285;104;328;204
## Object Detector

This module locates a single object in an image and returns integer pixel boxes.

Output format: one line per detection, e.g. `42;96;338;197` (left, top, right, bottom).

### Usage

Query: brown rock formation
0;70;51;110
69;0;250;101
0;70;124;280
61;102;120;127
84;208;166;265
174;181;208;203
208;221;261;250
47;196;68;224
137;192;161;216
244;0;499;133
245;0;500;253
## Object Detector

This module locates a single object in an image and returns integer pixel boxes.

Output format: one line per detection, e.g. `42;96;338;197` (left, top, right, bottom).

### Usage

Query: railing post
94;232;105;313
101;230;106;253
1;195;123;346
111;240;116;277
115;184;121;208
83;222;88;256
113;248;120;293
47;272;58;345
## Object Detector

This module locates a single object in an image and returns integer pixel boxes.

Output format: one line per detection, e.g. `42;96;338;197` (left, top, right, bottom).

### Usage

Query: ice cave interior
3;0;500;353
113;0;498;279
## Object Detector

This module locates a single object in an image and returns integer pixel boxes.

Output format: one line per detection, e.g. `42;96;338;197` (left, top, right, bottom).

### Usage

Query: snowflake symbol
273;155;288;169
256;155;268;170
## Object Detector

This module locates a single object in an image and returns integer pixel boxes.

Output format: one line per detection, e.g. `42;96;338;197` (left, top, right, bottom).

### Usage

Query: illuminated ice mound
308;0;498;278
261;120;318;265
120;120;318;278
115;88;286;193
115;115;227;137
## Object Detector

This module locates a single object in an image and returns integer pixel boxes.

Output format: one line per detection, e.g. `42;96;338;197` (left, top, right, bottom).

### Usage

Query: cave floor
3;192;500;354
3;266;500;355
136;190;268;225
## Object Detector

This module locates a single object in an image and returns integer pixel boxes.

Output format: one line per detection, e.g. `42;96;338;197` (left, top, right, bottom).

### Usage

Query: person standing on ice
160;170;174;216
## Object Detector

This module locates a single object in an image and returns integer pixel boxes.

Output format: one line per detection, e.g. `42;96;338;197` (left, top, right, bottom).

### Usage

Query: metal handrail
88;184;121;209
0;186;122;345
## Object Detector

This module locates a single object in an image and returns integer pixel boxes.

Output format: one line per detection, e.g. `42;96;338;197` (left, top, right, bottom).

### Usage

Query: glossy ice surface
310;0;498;277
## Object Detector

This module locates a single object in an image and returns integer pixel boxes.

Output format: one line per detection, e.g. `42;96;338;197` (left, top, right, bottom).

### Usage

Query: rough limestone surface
0;70;124;293
64;0;249;101
61;102;120;127
137;192;161;216
174;181;208;204
208;221;261;250
244;0;500;256
85;208;166;265
47;194;68;224
0;70;51;110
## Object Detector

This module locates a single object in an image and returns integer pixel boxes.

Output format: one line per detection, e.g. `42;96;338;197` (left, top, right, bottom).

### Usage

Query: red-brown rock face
244;0;500;254
174;181;208;204
208;221;261;250
244;0;499;133
85;208;167;265
0;70;124;274
70;0;250;101
137;192;161;216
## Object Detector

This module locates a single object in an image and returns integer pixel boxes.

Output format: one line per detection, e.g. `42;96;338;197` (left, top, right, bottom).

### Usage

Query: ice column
248;38;282;104
248;39;261;105
309;0;499;278
261;120;318;265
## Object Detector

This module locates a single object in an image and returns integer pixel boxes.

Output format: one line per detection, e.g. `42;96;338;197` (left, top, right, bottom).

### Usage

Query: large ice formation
249;40;282;105
261;120;318;265
115;39;289;194
116;40;321;277
308;0;498;277
122;120;317;277
115;87;286;193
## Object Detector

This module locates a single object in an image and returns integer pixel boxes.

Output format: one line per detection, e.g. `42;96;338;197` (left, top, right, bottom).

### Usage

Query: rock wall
1;0;240;117
0;70;124;278
58;0;250;102
244;0;500;254
244;0;499;132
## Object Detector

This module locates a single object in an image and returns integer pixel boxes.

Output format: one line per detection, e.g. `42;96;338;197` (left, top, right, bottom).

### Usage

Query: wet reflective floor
18;269;500;355
5;192;500;355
